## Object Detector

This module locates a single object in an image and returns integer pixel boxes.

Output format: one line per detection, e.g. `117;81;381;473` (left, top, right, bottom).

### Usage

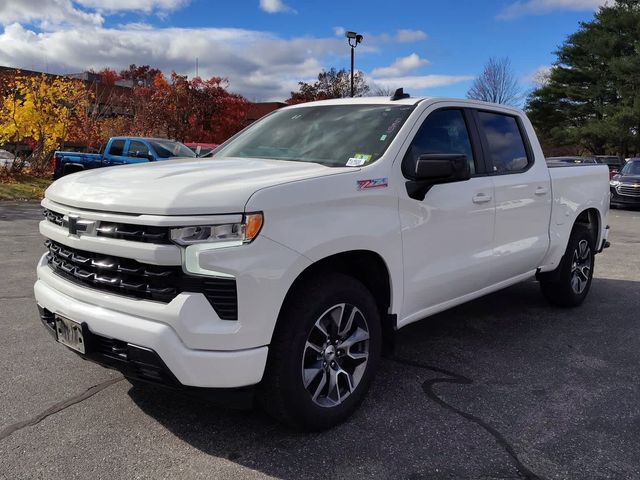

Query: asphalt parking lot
0;202;639;480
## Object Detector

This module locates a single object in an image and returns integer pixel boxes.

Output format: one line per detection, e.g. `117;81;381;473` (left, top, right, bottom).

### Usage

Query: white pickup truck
35;93;610;430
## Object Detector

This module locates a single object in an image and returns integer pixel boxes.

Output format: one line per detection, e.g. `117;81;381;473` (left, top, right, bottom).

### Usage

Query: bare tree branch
467;57;521;106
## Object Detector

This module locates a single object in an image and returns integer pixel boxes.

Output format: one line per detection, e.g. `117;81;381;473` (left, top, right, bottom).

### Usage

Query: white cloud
522;65;553;87
371;53;429;77
498;0;607;19
259;0;295;14
0;23;343;101
332;27;427;45
395;29;427;43
0;2;453;100
372;74;474;90
77;0;189;13
0;0;103;28
0;0;191;27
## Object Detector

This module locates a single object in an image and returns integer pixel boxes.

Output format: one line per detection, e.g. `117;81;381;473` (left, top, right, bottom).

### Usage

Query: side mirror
130;151;153;161
407;153;470;200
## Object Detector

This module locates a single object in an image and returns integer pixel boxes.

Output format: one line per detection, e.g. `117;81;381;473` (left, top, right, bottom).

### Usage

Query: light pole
345;31;363;97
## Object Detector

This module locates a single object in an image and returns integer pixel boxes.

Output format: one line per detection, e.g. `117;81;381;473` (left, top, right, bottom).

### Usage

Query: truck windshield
211;104;415;167
148;140;196;158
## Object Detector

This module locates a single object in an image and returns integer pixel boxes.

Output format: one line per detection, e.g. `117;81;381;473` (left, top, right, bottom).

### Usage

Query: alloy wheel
301;303;370;407
570;239;592;294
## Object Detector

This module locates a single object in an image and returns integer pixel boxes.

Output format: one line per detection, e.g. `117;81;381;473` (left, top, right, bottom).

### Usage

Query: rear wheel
259;273;381;431
540;224;595;307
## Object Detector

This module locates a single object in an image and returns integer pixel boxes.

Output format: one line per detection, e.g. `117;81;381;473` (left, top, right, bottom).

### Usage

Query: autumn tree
97;68;121;87
467;57;521;106
287;68;370;104
120;64;162;87
128;72;248;143
0;73;91;172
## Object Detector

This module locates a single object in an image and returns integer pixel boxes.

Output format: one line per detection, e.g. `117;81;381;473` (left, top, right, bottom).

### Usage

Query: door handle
535;186;549;196
472;193;492;204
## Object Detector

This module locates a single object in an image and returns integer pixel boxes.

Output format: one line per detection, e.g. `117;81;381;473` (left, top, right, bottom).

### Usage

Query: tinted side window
477;112;529;173
127;140;150;157
108;140;125;156
402;109;476;177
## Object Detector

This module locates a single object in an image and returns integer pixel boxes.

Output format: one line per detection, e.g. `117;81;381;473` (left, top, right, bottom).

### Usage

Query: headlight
170;213;263;246
610;180;620;187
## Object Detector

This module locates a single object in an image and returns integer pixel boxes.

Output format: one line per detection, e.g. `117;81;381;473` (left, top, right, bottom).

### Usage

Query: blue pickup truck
52;137;196;179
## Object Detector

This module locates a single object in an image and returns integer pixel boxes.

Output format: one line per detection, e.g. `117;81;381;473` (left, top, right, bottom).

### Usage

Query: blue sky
0;0;605;101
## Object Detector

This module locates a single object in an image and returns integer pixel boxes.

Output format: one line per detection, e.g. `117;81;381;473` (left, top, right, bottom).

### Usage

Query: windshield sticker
357;178;388;190
346;157;366;167
354;153;372;161
379;134;388;141
346;153;372;167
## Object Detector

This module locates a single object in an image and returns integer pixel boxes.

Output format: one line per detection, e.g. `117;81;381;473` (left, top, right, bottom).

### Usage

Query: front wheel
540;224;595;307
258;273;381;431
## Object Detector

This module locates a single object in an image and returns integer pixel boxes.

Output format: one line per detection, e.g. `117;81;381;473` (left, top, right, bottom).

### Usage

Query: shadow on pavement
128;277;640;480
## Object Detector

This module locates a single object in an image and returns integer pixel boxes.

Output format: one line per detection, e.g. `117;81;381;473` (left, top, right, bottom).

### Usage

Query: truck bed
544;164;610;270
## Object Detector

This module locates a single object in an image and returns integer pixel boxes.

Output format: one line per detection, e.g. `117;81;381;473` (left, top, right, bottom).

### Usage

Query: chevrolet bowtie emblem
63;215;95;236
68;215;78;235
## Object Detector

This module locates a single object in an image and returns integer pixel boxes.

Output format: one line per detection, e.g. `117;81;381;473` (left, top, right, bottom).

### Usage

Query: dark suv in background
610;159;640;208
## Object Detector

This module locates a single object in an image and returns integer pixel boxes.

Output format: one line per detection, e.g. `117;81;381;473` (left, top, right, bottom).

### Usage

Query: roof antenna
390;87;409;101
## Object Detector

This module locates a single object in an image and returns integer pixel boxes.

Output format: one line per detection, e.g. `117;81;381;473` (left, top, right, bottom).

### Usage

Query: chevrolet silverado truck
52;137;196;179
35;93;611;430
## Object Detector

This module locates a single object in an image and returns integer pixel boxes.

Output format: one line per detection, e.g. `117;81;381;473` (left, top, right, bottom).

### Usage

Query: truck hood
46;157;355;215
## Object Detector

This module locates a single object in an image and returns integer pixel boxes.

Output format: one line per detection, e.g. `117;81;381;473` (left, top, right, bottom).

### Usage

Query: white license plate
55;315;85;354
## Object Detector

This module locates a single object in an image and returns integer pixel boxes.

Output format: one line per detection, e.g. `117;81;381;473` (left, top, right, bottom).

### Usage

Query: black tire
539;224;595;307
258;273;382;431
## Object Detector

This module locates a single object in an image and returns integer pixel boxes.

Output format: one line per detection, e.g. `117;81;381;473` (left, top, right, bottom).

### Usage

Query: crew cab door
103;139;128;165
397;106;496;325
474;110;551;279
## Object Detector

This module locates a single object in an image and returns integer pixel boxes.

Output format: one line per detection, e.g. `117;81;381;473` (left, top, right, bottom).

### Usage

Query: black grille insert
45;240;238;319
43;209;171;244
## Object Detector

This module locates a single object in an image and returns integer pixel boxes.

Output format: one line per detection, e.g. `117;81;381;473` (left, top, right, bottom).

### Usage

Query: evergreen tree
526;0;640;156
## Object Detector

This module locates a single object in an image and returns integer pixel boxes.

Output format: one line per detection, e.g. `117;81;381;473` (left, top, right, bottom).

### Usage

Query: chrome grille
43;208;171;243
617;184;640;197
45;240;238;319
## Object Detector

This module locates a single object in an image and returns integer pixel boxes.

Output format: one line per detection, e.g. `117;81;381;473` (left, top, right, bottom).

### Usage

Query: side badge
357;178;388;190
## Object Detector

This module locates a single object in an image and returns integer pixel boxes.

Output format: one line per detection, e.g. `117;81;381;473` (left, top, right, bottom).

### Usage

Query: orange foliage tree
128;72;248;143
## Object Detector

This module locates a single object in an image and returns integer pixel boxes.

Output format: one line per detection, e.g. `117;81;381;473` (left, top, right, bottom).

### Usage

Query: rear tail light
52;154;59;171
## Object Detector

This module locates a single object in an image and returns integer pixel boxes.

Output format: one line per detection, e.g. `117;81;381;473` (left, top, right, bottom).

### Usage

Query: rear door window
108;140;125;157
477;112;530;173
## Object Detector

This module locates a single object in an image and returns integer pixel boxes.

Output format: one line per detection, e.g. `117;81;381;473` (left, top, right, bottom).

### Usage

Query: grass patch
0;176;51;201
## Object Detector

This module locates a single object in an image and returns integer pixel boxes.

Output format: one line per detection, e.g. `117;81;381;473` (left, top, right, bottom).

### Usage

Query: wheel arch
62;163;85;176
574;207;601;246
276;249;396;353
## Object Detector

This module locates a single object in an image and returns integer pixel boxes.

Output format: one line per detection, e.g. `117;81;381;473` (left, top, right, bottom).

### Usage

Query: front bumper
34;276;268;389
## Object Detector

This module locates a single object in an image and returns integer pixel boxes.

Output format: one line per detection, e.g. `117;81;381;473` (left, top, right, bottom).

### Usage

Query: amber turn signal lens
244;213;263;241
